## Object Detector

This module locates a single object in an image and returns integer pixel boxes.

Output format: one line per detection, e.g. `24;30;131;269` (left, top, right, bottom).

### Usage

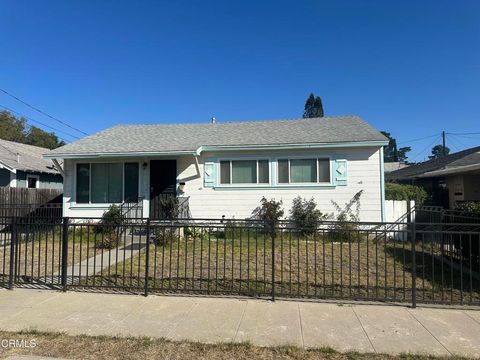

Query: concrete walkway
0;289;480;358
52;236;146;284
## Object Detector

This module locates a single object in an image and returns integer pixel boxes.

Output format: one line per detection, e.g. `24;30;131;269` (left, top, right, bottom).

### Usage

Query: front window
220;160;269;185
76;162;139;204
277;158;330;184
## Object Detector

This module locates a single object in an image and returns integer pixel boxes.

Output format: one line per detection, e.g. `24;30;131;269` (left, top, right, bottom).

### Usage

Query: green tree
381;131;411;163
25;126;65;149
429;144;450;159
0;110;64;149
381;131;398;162
397;146;411;163
0;111;26;143
303;93;324;118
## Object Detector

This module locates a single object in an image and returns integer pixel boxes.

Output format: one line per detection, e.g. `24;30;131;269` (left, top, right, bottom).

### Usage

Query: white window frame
276;156;333;186
74;160;141;205
218;158;271;187
26;174;40;189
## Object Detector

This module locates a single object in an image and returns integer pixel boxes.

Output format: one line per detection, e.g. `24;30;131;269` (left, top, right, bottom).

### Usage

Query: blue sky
0;0;479;161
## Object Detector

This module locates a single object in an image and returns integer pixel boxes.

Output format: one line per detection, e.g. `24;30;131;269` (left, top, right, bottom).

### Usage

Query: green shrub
94;205;124;249
289;197;327;235
152;227;178;246
329;190;364;242
385;183;427;205
160;196;179;220
251;197;284;235
454;201;480;216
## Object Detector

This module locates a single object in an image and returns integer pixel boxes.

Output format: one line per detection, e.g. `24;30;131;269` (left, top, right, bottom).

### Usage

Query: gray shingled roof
0;139;59;174
386;146;480;181
47;116;387;157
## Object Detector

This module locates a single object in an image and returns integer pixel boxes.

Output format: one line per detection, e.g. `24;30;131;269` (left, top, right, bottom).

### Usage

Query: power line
447;136;463;152
411;135;442;161
0;104;76;142
447;131;480;136
448;134;480;141
0;87;89;136
448;134;473;149
397;133;439;145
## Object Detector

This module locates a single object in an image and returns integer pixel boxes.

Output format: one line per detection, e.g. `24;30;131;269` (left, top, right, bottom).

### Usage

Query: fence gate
1;217;65;289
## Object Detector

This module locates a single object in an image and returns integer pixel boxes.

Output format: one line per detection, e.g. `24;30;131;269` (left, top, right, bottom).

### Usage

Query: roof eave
198;140;388;153
44;140;388;159
43;150;198;160
419;163;480;178
0;160;16;173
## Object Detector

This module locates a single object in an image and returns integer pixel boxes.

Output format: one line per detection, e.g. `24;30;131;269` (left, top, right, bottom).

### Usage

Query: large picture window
76;162;139;204
219;160;269;185
277;158;330;184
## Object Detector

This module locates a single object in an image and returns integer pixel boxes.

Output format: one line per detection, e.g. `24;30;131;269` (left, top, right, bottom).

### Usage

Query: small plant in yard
151;227;178;246
251;197;284;235
329;190;364;242
94;205;124;249
160;196;179;220
289;196;327;236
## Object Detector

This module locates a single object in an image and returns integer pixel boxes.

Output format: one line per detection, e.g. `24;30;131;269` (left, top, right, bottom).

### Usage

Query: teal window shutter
334;159;348;186
204;161;216;187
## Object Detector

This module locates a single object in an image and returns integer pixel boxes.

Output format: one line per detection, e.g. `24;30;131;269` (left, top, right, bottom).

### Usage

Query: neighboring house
44;116;389;221
386;146;480;208
0;139;63;189
384;161;408;174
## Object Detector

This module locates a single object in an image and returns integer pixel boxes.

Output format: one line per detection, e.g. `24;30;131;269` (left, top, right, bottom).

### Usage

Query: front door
149;160;177;219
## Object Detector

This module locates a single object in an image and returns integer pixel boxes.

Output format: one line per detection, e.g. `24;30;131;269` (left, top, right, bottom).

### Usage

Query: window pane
258;160;269;183
232;160;256;184
124;163;139;202
107;163;123;203
91;163;123;203
76;164;90;203
290;159;317;183
220;161;230;184
278;159;289;183
318;159;330;182
91;163;108;203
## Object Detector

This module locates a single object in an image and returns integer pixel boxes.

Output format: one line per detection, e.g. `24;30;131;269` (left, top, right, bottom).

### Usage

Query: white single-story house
44;116;389;221
0;138;63;189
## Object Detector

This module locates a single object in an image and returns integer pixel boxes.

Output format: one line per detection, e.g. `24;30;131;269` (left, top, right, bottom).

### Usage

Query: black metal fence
1;216;479;307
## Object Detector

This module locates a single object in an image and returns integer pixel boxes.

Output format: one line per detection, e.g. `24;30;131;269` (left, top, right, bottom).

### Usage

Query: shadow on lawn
384;242;480;302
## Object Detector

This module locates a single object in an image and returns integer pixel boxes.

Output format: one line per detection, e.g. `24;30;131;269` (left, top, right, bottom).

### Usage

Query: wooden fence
0;187;62;218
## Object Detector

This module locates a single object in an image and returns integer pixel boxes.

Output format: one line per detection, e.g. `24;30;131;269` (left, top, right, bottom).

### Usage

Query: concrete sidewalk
0;289;480;358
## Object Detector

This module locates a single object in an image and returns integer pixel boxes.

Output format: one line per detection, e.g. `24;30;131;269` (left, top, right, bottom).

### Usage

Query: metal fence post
144;218;150;297
8;217;17;290
411;220;417;308
61;217;69;292
271;220;276;302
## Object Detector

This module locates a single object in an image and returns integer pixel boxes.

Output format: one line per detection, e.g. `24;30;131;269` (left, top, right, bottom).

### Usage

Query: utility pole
442;130;446;156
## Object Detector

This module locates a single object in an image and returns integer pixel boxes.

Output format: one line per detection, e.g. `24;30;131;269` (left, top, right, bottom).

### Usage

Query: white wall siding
62;146;384;221
179;147;383;222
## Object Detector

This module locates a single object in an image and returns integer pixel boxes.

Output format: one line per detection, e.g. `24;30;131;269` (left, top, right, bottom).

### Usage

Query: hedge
385;183;428;205
454;201;480;216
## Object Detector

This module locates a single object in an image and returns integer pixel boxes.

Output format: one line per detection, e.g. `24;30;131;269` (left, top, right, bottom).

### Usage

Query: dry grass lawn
86;228;480;304
0;330;472;360
0;226;106;283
